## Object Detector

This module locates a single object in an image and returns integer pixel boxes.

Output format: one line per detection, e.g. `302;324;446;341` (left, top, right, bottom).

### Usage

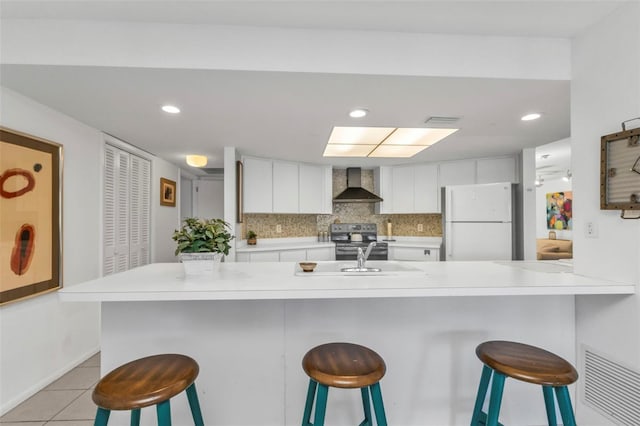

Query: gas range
330;223;388;261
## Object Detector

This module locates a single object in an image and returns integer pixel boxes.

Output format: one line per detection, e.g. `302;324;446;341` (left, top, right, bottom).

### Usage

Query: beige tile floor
0;353;100;426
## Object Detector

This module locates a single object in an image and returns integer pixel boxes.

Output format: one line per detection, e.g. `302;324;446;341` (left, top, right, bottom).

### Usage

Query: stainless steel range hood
333;168;383;203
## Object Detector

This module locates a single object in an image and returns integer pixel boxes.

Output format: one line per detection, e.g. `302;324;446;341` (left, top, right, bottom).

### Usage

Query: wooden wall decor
160;177;176;207
0;127;62;305
600;120;640;218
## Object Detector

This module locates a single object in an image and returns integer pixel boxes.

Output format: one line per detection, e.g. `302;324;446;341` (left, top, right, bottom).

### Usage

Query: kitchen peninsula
60;262;633;426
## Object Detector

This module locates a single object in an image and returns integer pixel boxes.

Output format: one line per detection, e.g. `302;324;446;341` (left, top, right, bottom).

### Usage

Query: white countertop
58;261;634;302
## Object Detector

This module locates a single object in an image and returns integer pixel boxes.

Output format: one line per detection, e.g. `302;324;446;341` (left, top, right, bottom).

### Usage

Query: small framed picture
160;177;176;207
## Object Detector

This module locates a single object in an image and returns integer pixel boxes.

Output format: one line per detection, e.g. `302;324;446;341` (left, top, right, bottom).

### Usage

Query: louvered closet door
104;145;130;274
129;155;150;268
103;145;118;275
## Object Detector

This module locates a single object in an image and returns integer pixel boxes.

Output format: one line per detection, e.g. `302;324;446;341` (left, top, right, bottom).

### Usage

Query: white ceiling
0;1;610;174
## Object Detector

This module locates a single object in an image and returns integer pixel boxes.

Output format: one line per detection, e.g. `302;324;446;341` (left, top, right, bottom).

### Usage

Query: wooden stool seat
471;340;578;426
92;354;204;426
476;340;578;386
302;342;388;426
303;342;386;389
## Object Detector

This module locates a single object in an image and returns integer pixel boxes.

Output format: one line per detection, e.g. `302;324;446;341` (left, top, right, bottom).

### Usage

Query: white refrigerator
443;182;515;261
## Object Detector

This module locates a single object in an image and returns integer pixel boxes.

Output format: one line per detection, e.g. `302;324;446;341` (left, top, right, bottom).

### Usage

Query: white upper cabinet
273;161;299;213
376;164;439;214
299;163;332;214
243;156;331;214
438;160;477;188
243;157;273;213
414;163;439;213
476;157;518;184
392;165;414;212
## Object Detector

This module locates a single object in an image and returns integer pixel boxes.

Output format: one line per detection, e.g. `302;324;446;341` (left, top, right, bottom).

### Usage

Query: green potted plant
247;230;257;245
172;217;234;275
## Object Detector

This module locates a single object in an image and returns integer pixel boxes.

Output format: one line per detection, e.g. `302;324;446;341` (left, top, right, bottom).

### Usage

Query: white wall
536;177;573;240
152;158;181;262
571;3;640;424
0;87;101;414
194;179;224;220
1;20;570;81
180;177;193;220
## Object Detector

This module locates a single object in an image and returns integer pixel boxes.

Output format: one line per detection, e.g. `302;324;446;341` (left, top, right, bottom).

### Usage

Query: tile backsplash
242;169;442;239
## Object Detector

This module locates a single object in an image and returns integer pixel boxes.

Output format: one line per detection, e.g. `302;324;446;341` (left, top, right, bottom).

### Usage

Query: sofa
536;238;573;260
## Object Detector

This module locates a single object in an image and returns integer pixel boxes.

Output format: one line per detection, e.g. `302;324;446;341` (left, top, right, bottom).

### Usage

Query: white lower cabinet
279;249;307;262
306;247;334;261
389;246;439;262
237;246;335;262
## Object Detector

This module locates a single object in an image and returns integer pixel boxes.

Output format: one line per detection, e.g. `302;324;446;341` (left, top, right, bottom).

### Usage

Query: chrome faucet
356;242;377;269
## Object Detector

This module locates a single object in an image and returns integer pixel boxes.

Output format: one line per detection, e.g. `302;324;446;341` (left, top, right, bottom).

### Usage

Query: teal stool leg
156;399;172;426
94;407;110;426
186;383;204;426
370;382;388;426
554;386;577;426
302;379;318;426
313;384;329;426
359;387;372;426
486;372;506;426
470;365;493;425
130;408;141;426
542;386;557;426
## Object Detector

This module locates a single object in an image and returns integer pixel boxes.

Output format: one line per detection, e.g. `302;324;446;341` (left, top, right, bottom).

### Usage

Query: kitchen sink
294;261;426;276
340;267;382;273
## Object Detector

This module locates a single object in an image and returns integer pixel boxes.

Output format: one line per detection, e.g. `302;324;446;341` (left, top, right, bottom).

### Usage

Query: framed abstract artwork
160;177;176;207
546;191;573;230
0;127;62;305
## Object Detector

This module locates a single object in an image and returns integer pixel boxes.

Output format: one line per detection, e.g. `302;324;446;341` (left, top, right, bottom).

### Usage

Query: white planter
179;252;223;276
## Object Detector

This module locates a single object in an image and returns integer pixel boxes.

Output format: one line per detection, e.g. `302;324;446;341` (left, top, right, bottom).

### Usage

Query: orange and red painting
0;128;61;305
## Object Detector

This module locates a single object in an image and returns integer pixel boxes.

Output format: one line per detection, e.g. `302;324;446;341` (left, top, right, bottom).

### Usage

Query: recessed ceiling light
349;109;368;118
162;105;181;114
521;113;541;121
186;155;207;167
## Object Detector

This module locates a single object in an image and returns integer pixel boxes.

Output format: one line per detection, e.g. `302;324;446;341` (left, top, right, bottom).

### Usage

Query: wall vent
201;167;224;176
583;346;640;425
424;116;461;127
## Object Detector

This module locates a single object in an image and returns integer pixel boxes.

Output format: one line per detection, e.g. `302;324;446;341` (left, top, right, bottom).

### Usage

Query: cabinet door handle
424;249;430;256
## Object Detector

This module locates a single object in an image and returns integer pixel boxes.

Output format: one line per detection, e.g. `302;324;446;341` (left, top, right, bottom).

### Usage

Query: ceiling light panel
328;126;395;145
382;128;458;146
323;144;376;157
368;145;429;158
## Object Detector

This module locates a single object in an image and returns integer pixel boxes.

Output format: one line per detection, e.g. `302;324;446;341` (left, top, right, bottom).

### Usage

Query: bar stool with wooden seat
92;354;205;426
470;341;578;426
302;342;388;426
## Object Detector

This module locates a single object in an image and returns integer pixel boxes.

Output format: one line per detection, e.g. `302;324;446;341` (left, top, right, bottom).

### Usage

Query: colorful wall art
546;191;573;230
0;128;62;305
